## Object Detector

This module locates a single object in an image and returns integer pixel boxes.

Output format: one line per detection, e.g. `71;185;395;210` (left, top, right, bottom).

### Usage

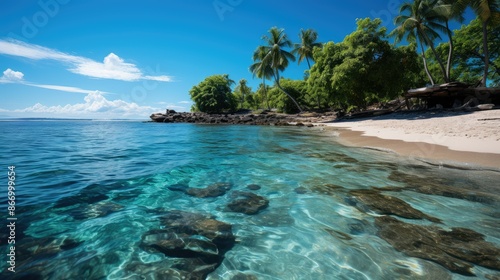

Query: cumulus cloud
72;53;142;81
8;91;159;118
0;39;173;82
0;68;25;83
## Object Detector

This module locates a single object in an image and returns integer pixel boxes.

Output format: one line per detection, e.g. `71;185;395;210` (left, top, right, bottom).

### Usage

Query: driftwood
344;109;394;119
451;99;474;111
405;82;500;109
478;118;500;121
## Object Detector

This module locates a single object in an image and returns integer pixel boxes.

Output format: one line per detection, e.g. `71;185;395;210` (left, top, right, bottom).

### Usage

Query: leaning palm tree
256;27;302;112
250;46;274;110
292;29;323;69
435;0;466;80
456;0;500;86
391;0;450;84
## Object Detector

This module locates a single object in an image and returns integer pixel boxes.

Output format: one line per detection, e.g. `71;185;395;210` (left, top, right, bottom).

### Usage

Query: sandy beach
319;110;500;169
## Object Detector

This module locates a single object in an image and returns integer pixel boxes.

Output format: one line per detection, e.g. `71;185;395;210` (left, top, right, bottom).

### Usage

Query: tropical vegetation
190;0;500;114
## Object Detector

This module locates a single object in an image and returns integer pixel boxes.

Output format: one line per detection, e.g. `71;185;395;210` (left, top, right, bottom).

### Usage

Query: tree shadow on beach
329;109;482;123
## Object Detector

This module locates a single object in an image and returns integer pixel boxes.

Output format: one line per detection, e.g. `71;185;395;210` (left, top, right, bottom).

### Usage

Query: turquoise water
0;120;499;280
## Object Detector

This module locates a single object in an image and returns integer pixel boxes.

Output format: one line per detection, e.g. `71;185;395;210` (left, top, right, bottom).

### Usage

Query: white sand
320;110;500;155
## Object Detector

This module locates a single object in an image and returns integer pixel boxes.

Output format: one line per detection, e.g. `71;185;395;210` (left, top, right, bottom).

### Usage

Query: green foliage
391;0;451;84
307;42;344;110
189;74;237;114
255;83;272;110
252;27;303;112
292;29;323;69
308;18;423;112
268;79;307;113
233;79;252;110
427;18;500;85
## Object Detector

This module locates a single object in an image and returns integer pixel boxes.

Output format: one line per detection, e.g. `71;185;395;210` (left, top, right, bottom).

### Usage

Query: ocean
0;120;499;279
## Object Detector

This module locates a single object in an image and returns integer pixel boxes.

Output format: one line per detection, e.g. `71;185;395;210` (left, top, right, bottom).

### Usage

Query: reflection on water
0;121;499;279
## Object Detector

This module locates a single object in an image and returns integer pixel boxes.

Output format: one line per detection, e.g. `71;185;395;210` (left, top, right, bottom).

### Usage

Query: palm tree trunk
419;40;435;85
482;20;489;87
422;32;449;83
263;78;271;110
274;71;302;112
445;21;453;81
306;57;312;69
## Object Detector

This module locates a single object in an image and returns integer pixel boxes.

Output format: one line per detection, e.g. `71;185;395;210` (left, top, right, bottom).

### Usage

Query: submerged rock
70;201;124;220
324;228;353;241
375;216;500;276
54;193;109;209
8;236;83;279
306;151;359;164
230;272;259;280
311;183;344;196
227;191;269;215
294;187;308;194
138;210;235;279
348;189;442;223
159;211;235;249
141;230;219;259
168;182;231;198
126;258;215;280
247;184;261;191
388;171;499;205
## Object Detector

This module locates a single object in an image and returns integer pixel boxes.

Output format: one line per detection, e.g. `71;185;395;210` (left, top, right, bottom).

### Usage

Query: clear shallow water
0;120;499;279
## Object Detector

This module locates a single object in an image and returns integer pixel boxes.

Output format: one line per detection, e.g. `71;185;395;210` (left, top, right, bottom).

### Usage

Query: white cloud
178;100;192;104
72;53;142;81
0;68;113;94
27;83;113;95
6;91;159;119
143;75;172;82
0;68;24;83
0;39;173;82
0;40;79;62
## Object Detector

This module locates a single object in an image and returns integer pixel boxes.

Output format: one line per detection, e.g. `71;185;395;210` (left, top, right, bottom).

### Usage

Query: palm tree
236;79;251;109
256;27;302;112
435;0;466;80
457;0;500;86
392;0;450;84
250;46;273;110
292;29;323;69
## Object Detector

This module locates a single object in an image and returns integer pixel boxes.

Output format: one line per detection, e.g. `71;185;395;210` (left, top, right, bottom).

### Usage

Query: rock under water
375;216;500;276
347;189;442;223
134;210;235;279
168;182;232;198
227;191;269;215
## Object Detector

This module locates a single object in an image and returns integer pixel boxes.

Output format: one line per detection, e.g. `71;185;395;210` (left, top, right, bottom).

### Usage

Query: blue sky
0;0;474;119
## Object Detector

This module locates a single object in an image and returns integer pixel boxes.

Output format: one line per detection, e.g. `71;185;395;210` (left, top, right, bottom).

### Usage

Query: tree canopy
188;1;500;114
189;74;237;114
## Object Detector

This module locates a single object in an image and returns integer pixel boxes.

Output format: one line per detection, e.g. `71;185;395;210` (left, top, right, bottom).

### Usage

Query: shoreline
333;128;500;170
319;110;500;169
150;109;500;169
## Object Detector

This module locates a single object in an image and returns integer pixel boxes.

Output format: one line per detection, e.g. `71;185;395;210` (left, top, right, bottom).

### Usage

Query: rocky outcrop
150;110;325;126
375;216;500;276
